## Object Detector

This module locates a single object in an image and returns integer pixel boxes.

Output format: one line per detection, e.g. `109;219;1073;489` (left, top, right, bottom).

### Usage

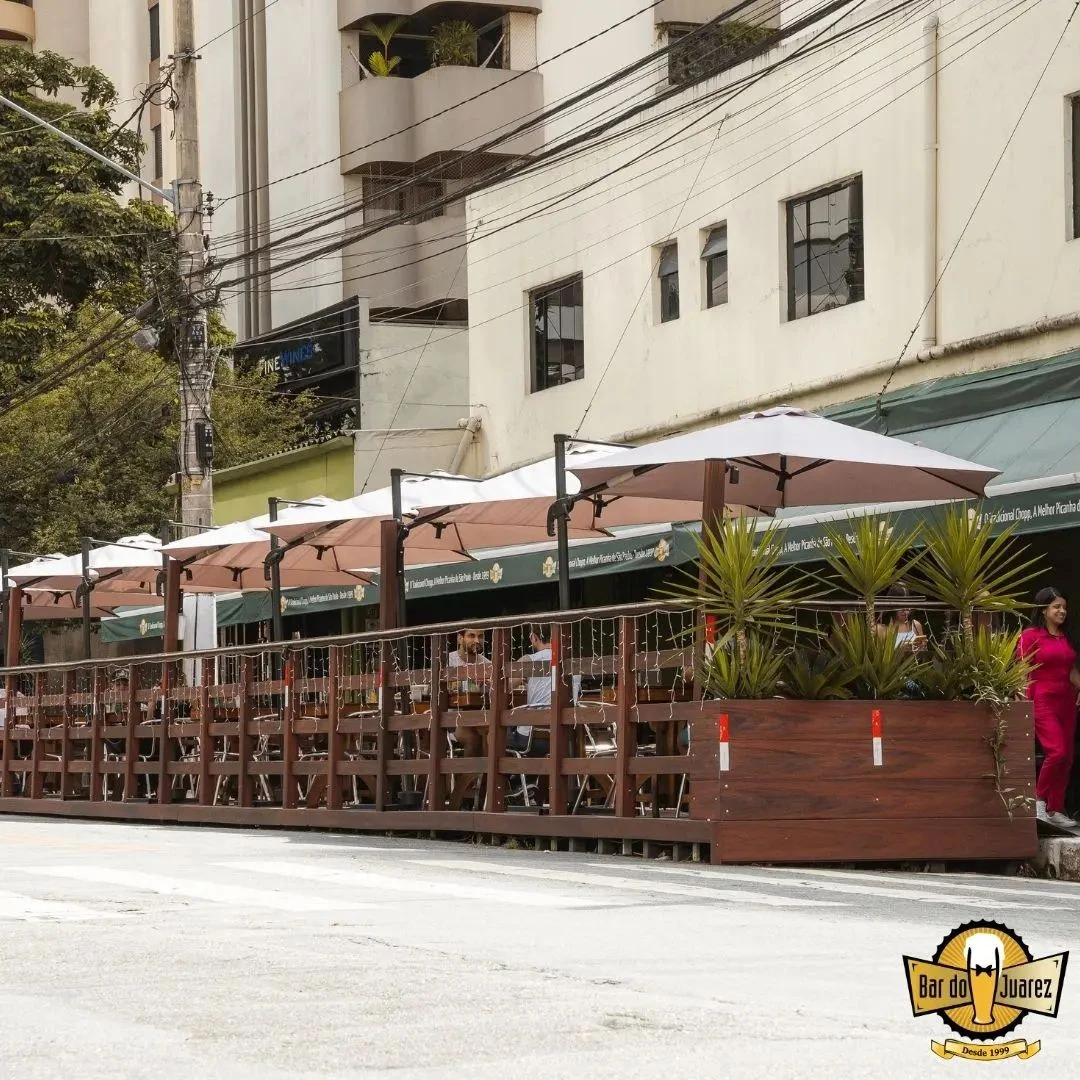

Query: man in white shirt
445;628;491;809
510;626;580;753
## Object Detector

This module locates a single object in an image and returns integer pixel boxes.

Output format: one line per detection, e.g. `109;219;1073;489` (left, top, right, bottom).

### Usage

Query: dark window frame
149;4;161;62
152;123;163;180
361;177;445;225
702;225;728;308
530;274;585;393
785;175;864;322
658;243;680;323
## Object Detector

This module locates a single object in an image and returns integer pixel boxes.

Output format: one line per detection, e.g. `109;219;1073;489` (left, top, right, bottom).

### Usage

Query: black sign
232;297;361;438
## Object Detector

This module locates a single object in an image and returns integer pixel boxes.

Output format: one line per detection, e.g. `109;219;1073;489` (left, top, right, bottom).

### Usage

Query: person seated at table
876;585;926;653
510;625;583;755
445;630;491;808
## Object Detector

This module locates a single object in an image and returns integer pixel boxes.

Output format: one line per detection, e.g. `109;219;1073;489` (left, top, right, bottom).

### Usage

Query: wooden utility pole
173;0;214;529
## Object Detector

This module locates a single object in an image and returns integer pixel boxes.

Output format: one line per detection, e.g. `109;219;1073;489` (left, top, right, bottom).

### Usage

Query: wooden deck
0;604;1037;863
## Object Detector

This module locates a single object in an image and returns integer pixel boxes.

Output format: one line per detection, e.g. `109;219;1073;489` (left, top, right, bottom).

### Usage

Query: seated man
445;628;492;809
510;625;581;754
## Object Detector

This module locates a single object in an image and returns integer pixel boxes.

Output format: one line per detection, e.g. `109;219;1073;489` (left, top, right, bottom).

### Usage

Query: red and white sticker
705;616;717;645
283;660;292;709
549;634;559;694
718;712;730;773
378;662;385;712
871;709;883;767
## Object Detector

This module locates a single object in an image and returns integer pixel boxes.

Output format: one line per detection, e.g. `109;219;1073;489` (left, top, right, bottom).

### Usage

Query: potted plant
362;16;407;77
429;19;479;67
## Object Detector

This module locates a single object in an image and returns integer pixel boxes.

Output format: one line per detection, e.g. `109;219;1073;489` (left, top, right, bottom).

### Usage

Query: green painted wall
212;439;355;524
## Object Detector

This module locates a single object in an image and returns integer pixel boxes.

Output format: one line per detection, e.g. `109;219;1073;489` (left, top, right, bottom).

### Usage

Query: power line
194;0;285;53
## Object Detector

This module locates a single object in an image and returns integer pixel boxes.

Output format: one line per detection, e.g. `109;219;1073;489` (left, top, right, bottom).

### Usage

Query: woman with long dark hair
1018;587;1080;827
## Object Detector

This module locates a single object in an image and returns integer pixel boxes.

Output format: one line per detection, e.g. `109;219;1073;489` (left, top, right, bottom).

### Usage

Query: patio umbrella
569;407;1000;509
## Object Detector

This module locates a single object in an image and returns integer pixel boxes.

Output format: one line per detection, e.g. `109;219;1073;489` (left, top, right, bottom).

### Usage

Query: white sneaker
1036;800;1048;821
1047;811;1078;829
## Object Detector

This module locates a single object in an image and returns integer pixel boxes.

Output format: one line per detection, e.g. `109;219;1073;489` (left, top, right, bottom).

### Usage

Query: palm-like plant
820;515;920;634
362;16;407;77
830;618;920;699
666;517;820;664
916;626;1032;704
702;633;787;699
782;649;852;700
430;19;479;66
907;505;1043;645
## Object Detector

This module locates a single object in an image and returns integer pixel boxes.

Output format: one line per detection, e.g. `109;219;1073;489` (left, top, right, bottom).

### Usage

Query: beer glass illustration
966;933;1004;1026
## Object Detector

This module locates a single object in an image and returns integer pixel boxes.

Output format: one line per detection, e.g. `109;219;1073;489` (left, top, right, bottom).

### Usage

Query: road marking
216;859;620;908
7;866;372;913
0;889;121;923
599;865;1069;910
752;865;1080;903
410;860;846;907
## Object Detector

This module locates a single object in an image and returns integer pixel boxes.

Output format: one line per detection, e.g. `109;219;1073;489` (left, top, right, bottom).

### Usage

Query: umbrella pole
391;469;407;628
554;434;572;611
163;560;182;655
4;585;22;668
695;460;727;700
268;498;284;643
80;537;93;661
0;550;7;663
379;518;401;632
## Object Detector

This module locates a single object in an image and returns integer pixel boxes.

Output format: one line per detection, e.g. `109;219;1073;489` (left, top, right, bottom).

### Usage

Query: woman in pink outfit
1018;588;1080;828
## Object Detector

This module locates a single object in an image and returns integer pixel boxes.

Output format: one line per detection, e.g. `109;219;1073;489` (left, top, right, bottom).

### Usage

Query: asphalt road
1;818;1078;1079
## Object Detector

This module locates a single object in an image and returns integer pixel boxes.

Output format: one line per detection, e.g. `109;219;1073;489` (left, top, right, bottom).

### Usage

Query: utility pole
173;0;214;530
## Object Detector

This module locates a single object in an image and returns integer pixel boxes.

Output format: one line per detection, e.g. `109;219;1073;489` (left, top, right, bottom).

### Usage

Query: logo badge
541;556;556;579
903;921;1068;1061
489;562;503;584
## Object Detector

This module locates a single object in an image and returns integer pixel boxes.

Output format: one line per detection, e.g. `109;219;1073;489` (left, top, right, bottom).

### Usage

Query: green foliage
667;517;821;651
915;627;1032;706
829;618;920;700
820;515;920;632
666;20;774;86
702;634;786;700
0;47;180;390
908;505;1043;641
0;306;312;553
430;20;479;67
362;17;407;76
782;649;852;700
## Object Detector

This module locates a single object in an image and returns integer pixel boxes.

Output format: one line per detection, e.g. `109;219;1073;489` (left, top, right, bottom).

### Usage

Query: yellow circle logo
904;920;1069;1061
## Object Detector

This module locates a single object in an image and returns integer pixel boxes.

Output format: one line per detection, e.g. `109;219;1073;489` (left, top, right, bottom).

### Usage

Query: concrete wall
212;437;356;523
465;1;1080;471
361;322;470;430
353;427;481;494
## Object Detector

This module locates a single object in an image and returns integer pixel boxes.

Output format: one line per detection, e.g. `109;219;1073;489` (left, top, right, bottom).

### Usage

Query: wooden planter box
685;700;1037;864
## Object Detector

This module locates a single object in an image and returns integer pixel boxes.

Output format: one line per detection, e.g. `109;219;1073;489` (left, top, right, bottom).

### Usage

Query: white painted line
597;865;1067;910
216;859;614;908
753;865;1080;903
411;859;846;908
0;889;121;923
7;866;371;913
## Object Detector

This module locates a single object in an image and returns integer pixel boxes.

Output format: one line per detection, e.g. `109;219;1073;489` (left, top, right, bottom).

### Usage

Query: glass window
531;275;584;392
149;5;161;62
786;176;864;321
702;226;728;308
1072;96;1080;239
658;243;679;323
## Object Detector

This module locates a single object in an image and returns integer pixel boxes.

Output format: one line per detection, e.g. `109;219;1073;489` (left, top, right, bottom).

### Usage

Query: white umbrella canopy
569;407;1000;509
6;534;165;595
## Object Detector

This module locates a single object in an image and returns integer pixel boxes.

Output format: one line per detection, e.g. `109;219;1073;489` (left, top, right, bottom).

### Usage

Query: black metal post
554;433;572;611
80;537;93;660
0;549;8;664
391;468;407;628
268;497;284;643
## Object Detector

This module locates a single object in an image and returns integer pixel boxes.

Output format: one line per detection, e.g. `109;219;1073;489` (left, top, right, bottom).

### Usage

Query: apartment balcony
339;63;542;175
0;0;34;44
339;1;541;29
343;212;469;314
655;0;778;25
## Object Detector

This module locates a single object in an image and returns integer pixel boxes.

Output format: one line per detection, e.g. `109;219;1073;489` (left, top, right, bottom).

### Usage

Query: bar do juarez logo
903;921;1068;1061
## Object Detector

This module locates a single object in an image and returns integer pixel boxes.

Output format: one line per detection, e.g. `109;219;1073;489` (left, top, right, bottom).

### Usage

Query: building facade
463;0;1080;471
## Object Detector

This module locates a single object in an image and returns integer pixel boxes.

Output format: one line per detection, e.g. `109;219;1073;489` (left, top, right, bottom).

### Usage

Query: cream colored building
464;0;1080;472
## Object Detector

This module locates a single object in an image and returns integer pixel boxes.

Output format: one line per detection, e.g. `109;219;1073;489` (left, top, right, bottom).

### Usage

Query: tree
0;47;314;553
0;306;313;553
0;47;180;392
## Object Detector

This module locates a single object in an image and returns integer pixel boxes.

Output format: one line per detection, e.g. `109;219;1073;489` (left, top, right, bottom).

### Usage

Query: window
658;243;679;322
149;4;161;62
152;124;163;180
1071;95;1080;238
786;176;863;321
530;275;584;392
361;177;445;225
666;21;771;89
702;226;728;308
